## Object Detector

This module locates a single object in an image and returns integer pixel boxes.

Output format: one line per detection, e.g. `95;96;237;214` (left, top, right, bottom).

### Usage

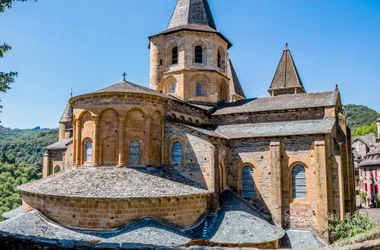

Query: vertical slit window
172;142;182;164
292;165;306;199
85;141;93;163
195;46;203;63
129;140;141;163
172;47;178;65
242;166;255;198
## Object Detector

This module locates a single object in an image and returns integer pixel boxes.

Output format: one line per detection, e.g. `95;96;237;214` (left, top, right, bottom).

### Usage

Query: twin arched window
172;141;183;164
195;46;203;63
292;165;306;199
241;165;255;199
172;47;178;65
129;140;141;163
85;140;93;162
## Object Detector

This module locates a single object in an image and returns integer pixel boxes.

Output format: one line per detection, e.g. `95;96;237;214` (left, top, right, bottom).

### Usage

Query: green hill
0;126;58;220
344;104;379;131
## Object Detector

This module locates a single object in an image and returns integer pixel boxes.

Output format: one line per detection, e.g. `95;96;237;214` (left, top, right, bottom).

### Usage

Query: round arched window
292;165;306;199
172;142;183;164
241;165;254;199
54;166;61;174
85;140;93;163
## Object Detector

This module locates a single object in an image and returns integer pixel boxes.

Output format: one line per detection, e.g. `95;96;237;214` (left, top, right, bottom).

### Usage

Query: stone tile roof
1;206;22;220
100;218;191;247
46;138;73;150
0;210;191;248
182;124;227;139
18;167;210;198
352;133;376;148
281;230;324;250
204;190;285;244
227;59;246;98
269;44;305;92
215;119;335;139
151;0;232;47
358;145;380;167
212;91;338;115
59;102;73;123
91;80;173;99
167;0;216;30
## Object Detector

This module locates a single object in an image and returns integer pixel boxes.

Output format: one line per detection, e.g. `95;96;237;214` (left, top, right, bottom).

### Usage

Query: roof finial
285;43;289;50
70;88;73;98
122;72;127;82
335;83;339;92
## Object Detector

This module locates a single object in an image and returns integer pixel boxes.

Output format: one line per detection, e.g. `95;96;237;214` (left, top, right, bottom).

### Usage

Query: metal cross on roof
122;72;127;81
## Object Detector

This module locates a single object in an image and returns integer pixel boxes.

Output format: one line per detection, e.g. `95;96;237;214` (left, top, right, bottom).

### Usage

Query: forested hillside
344;104;379;131
0;126;58;220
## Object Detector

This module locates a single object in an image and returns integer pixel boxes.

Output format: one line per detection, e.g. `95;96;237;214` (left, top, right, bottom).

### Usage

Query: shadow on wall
165;122;213;191
229;138;273;218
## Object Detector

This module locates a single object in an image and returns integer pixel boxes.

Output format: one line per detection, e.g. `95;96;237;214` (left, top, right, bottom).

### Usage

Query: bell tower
149;0;245;103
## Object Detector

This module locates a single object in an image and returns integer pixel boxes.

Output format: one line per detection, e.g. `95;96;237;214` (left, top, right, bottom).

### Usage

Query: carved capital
92;115;99;124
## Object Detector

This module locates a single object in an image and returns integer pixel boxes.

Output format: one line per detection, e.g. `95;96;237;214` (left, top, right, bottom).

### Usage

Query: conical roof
269;44;305;94
150;0;232;48
59;102;73;123
168;0;216;30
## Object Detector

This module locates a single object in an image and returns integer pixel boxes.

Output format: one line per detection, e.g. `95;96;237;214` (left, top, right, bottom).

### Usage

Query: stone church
0;0;355;248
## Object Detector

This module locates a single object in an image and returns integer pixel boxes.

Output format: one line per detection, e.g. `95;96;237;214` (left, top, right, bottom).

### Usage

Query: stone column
270;139;282;227
75;119;82;166
314;138;329;242
43;151;51;178
118;116;126;167
144;115;152;165
92;116;99;166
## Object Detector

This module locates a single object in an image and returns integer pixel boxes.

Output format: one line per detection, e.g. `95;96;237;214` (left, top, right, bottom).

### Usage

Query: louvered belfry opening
242;165;255;199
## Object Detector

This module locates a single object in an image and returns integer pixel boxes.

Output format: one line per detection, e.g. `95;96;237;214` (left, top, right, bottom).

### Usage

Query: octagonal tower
149;0;245;103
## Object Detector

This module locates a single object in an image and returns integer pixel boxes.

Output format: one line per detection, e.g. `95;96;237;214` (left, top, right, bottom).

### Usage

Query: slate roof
18;167;210;198
358;144;380;167
46;138;73;150
0;210;191;248
212;91;338;115
167;0;216;30
215;119;335;139
151;0;232;47
91;80;172;99
269;43;305;92
281;230;324;250
59;102;73;123
227;59;246;98
352;133;376;148
204;190;285;244
1;206;23;220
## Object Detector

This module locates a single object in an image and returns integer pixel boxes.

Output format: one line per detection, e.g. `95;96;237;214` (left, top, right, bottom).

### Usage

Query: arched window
196;82;203;96
169;83;176;93
85;141;93;162
172;47;178;65
172;142;183;164
54;166;61;174
195;46;203;63
242;165;255;198
129;140;141;163
292;165;306;199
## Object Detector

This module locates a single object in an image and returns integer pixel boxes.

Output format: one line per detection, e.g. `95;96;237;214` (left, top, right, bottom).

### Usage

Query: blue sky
0;0;379;129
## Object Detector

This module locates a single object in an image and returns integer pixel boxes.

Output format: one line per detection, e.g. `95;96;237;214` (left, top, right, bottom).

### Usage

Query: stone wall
22;193;208;230
165;122;217;191
211;108;325;125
